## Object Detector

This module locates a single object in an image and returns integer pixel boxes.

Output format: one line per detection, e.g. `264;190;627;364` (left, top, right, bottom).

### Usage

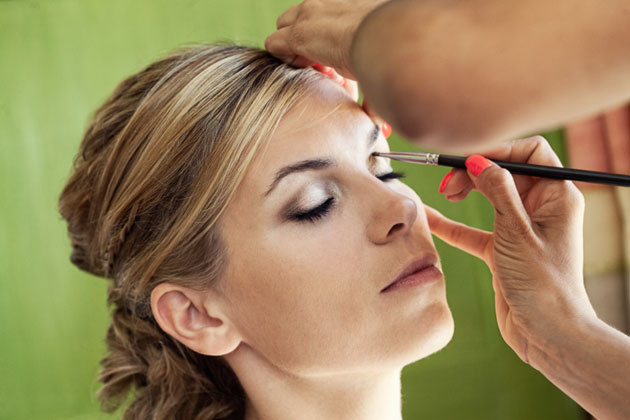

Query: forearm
351;0;630;150
528;316;630;420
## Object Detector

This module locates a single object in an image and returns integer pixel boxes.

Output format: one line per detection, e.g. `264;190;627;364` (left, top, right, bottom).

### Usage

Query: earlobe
150;282;242;356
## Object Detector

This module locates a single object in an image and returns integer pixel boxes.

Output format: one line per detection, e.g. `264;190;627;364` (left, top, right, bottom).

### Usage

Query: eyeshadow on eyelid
282;186;328;214
367;154;379;172
370;153;392;173
299;189;328;206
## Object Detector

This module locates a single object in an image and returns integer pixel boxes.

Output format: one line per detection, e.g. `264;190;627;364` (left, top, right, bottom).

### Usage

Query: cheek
224;221;378;373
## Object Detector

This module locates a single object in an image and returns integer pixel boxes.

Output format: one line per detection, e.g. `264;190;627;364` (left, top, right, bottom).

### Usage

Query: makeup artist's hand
425;136;597;364
311;64;392;138
265;0;389;78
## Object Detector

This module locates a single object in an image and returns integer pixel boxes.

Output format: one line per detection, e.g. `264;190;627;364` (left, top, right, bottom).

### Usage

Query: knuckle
530;135;548;146
526;135;553;155
300;0;315;16
563;182;585;210
544;181;585;219
519;134;549;149
533;135;555;155
518;135;561;167
264;35;274;51
484;166;512;186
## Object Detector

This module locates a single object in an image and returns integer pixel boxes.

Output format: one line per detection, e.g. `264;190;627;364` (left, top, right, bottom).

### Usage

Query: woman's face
219;79;453;376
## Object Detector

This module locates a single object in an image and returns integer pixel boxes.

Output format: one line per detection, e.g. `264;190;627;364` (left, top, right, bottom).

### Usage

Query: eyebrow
264;123;381;197
367;123;380;147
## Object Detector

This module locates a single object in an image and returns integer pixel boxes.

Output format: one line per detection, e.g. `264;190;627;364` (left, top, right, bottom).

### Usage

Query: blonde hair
58;44;321;419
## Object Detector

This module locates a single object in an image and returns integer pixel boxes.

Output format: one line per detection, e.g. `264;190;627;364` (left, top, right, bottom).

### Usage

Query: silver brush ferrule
372;152;439;166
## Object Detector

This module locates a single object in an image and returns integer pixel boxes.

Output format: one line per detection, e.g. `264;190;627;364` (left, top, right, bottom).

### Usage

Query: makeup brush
372;151;630;187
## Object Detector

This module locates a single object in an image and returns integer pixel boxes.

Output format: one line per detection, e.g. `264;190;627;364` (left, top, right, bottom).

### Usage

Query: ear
150;282;242;356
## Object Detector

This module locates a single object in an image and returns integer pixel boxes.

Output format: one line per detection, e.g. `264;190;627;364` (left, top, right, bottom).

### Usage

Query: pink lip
380;255;442;293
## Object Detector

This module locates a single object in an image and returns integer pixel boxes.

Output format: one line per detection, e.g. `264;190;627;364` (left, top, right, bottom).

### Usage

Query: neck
225;343;403;420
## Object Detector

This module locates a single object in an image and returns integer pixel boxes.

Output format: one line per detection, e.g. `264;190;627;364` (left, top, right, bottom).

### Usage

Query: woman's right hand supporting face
425;136;630;420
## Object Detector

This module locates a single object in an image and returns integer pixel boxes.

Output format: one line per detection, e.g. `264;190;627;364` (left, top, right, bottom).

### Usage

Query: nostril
387;222;405;237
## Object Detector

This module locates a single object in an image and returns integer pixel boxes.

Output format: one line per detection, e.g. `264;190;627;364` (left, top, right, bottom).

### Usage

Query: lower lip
381;266;443;293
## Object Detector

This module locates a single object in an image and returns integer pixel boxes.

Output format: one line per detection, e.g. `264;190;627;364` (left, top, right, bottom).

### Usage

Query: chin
400;302;455;366
425;305;455;355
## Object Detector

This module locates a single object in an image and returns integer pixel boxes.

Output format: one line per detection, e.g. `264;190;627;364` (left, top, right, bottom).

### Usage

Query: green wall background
0;1;582;419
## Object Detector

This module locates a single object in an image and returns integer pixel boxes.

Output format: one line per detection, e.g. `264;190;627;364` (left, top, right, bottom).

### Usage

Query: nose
366;184;418;245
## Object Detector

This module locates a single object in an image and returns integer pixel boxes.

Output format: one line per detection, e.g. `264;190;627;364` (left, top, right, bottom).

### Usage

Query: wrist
525;300;601;372
525;313;630;420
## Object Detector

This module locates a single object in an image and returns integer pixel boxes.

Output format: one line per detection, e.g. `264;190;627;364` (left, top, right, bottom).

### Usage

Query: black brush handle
437;154;630;187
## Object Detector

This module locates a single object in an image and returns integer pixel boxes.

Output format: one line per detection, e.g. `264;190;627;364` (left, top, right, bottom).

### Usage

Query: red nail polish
465;154;493;176
439;170;454;194
382;122;392;138
312;63;334;76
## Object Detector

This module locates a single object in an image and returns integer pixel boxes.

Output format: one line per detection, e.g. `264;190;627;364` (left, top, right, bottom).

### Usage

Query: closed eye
290;197;335;223
289;171;405;224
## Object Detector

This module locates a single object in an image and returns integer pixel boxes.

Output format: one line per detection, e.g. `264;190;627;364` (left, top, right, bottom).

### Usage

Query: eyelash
290;171;406;223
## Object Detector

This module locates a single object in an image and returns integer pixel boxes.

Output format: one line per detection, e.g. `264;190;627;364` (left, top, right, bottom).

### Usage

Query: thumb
465;155;531;233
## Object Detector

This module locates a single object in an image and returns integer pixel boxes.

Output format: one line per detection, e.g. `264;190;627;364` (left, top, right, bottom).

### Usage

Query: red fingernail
438;170;454;194
465;154;493;176
328;69;344;85
382;122;392;138
312;63;334;76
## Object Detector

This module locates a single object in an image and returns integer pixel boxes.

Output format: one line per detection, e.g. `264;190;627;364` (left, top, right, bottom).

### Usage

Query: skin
265;1;630;418
265;0;630;150
428;139;630;420
151;78;454;420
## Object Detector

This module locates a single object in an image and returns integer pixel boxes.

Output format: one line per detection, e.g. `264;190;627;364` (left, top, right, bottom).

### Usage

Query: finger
445;183;474;202
328;68;346;86
603;105;630;174
439;168;471;197
474;135;567;195
265;35;312;68
465;155;532;235
424;205;492;261
312;63;334;76
344;78;359;102
291;55;314;68
313;65;355;96
276;4;301;29
481;135;563;168
265;27;297;63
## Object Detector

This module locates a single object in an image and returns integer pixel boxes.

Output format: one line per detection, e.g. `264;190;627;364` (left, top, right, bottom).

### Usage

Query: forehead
251;81;373;180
